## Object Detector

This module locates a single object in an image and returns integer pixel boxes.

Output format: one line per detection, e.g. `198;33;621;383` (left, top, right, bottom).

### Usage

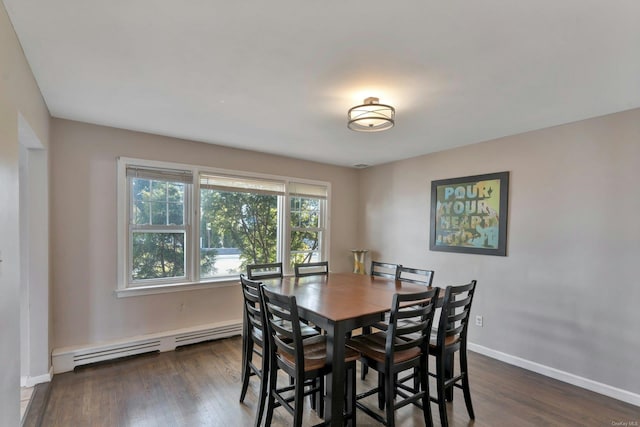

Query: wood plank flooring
21;386;34;420
37;336;639;426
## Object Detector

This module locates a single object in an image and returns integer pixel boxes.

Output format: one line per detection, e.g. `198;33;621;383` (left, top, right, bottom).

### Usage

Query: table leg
325;321;348;427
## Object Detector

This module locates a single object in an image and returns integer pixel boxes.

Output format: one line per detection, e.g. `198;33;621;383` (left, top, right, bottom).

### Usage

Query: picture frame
429;171;509;256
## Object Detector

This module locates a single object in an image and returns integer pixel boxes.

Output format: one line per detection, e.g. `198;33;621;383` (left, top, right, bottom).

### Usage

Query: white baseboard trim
52;319;243;374
468;343;640;407
20;367;53;387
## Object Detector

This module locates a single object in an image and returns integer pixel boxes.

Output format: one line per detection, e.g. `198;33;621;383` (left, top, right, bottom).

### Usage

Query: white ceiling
5;1;640;167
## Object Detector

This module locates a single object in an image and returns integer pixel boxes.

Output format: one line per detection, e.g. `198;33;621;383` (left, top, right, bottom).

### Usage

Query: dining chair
370;260;399;279
394;266;436;388
239;275;270;427
360;260;401;379
363;264;434;368
247;262;283;280
294;261;329;277
396;266;435;286
239;274;318;427
261;285;359;427
347;288;439;427
429;280;477;427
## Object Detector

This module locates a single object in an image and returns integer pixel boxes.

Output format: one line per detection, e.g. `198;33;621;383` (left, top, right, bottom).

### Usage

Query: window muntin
119;158;329;291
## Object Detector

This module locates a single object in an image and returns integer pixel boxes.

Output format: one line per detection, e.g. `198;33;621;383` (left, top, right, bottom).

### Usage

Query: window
199;173;284;279
118;158;329;294
288;182;327;268
126;166;192;285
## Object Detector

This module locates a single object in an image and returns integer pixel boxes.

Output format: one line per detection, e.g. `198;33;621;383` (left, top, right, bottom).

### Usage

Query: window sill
115;278;239;298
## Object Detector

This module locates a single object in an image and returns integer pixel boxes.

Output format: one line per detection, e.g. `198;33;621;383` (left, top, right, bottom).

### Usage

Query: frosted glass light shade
348;97;395;132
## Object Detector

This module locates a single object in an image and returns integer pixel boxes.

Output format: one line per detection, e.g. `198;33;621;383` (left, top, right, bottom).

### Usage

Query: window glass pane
200;188;278;278
133;200;149;224
132;178;150;225
131;232;185;280
168;202;184;225
167;183;184;203
151;201;168;225
290;197;320;228
290;230;321;267
150;180;167;201
132;178;185;226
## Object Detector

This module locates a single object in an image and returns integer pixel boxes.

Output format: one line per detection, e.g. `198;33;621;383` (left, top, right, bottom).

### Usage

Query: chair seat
279;320;319;338
347;332;421;364
372;314;421;332
429;334;460;350
252;321;316;344
278;335;360;372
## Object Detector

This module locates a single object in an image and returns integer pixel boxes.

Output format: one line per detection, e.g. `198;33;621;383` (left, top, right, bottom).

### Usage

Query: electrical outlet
475;315;483;327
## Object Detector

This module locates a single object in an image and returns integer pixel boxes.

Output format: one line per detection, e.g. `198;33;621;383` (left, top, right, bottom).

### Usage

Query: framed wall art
429;171;509;256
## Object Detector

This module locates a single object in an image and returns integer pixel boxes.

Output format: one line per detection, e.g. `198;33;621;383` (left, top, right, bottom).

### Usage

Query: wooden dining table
261;272;438;427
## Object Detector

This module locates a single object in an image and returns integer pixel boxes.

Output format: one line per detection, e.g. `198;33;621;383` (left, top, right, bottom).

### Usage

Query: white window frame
116;157;330;297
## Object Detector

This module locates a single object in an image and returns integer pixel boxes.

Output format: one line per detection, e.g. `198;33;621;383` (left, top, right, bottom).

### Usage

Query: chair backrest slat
247;262;283;280
294;261;329;277
370;261;399;279
396;266;435;286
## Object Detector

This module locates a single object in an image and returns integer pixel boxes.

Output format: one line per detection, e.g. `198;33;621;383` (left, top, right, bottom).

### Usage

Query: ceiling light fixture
347;97;395;132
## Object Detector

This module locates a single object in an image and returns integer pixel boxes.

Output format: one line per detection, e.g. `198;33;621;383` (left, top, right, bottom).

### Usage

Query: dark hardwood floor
35;336;638;426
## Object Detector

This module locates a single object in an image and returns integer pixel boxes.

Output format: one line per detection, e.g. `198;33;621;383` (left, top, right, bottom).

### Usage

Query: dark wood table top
261;271;436;322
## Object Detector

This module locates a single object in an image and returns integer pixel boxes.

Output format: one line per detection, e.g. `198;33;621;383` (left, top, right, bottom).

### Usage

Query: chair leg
436;353;449;427
310;378;317;412
361;360;369;380
385;368;396;427
360;327;371;380
254;350;269;427
445;352;454;402
378;371;386;410
293;375;305;427
460;349;475;419
264;361;278;427
420;356;434;427
318;375;325;418
239;338;253;402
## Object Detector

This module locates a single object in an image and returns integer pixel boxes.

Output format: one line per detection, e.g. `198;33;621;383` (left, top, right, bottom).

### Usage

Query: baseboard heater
52;320;242;374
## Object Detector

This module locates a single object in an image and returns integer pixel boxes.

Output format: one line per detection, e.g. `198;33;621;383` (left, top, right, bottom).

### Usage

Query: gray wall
358;108;640;395
0;2;50;425
50;118;360;348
